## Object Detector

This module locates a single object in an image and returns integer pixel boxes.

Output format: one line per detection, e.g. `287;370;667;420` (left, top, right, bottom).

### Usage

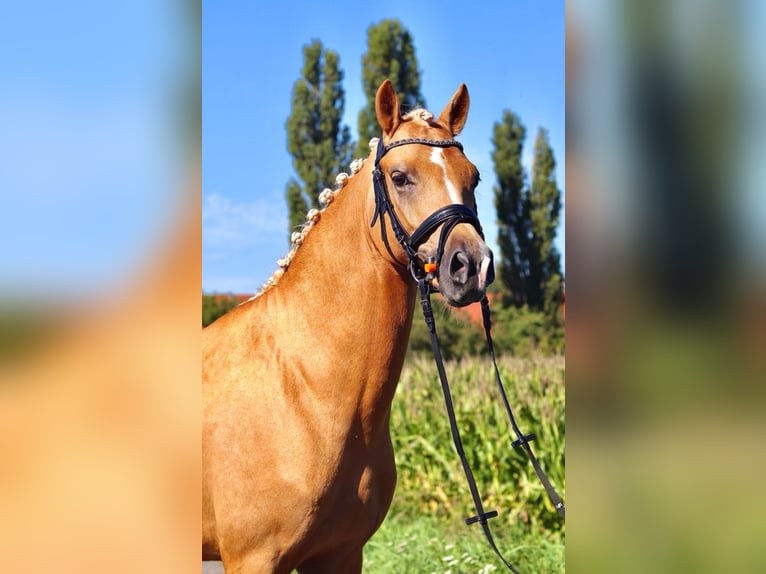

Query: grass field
363;514;564;573
364;354;565;573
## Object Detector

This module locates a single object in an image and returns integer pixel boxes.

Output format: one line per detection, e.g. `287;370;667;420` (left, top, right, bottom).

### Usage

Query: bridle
371;135;566;573
370;136;483;283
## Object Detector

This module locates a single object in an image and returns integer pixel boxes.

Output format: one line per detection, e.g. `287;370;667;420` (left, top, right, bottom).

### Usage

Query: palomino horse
202;80;494;573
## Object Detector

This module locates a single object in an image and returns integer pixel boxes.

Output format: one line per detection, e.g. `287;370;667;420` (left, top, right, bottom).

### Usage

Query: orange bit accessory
424;262;438;273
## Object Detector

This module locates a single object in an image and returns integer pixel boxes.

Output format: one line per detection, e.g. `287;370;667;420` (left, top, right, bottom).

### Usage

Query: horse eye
391;172;408;187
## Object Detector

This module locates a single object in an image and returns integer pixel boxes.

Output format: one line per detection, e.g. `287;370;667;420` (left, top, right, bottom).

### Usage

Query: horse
202;79;494;573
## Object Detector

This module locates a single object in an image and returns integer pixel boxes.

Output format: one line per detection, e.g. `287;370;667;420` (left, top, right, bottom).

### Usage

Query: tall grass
364;354;565;572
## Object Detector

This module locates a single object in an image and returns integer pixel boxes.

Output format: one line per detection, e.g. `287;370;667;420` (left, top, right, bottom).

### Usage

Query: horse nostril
449;251;470;285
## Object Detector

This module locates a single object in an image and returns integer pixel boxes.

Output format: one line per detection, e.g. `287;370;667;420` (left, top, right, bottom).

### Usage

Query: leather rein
371;135;565;573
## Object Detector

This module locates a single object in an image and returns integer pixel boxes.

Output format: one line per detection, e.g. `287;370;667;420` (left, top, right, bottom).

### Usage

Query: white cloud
202;191;287;257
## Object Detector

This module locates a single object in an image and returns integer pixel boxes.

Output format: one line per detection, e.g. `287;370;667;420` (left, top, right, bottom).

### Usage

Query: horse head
371;79;495;307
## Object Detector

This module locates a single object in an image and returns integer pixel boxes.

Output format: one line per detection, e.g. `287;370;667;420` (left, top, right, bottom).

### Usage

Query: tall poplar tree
529;128;563;320
492;110;529;306
285;39;353;238
354;19;425;158
492;112;562;319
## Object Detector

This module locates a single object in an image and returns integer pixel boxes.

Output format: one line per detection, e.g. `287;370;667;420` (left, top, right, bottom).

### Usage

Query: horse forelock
403;108;434;124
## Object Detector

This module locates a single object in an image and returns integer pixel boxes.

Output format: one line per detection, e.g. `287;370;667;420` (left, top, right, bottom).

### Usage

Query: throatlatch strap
480;298;566;519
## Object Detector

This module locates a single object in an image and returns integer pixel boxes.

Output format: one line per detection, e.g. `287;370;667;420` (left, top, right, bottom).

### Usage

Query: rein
371;136;565;573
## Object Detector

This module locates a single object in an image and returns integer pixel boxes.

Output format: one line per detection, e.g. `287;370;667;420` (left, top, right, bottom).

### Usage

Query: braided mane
250;108;437;300
248;140;374;300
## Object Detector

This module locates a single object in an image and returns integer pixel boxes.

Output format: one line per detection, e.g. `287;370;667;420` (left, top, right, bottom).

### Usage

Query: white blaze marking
430;147;461;204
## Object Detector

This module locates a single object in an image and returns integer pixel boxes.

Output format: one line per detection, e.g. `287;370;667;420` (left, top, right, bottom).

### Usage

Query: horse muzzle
437;238;495;307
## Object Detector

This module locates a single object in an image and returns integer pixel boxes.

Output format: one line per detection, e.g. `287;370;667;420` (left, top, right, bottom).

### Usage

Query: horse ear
375;79;401;136
438;84;470;136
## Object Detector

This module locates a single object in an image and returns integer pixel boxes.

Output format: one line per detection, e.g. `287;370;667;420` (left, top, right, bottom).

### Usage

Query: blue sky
1;1;187;296
203;0;565;294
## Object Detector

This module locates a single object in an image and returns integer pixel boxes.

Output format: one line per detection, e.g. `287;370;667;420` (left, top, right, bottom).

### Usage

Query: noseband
370;136;483;284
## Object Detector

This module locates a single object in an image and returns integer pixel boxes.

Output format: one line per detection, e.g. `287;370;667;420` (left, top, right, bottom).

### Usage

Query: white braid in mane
247;139;377;301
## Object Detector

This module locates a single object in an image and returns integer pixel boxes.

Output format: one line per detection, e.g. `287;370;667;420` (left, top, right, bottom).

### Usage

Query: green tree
492;114;563;324
285;39;353;238
354;19;425;158
492;110;529;307
529;128;563;322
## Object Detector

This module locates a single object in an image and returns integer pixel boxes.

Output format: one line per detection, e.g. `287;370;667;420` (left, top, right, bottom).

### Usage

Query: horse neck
262;168;416;429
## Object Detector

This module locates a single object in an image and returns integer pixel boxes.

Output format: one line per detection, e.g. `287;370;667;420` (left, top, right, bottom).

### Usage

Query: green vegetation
391;355;565;531
528;128;564;322
492;113;563;328
407;296;564;359
364;514;564;573
489;304;565;357
202;293;239;327
407;299;486;360
285;39;353;237
354;18;425;158
365;354;565;573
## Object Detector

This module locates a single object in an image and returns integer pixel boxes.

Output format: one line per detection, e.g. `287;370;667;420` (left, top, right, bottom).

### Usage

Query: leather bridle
370;135;566;573
370;135;483;284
